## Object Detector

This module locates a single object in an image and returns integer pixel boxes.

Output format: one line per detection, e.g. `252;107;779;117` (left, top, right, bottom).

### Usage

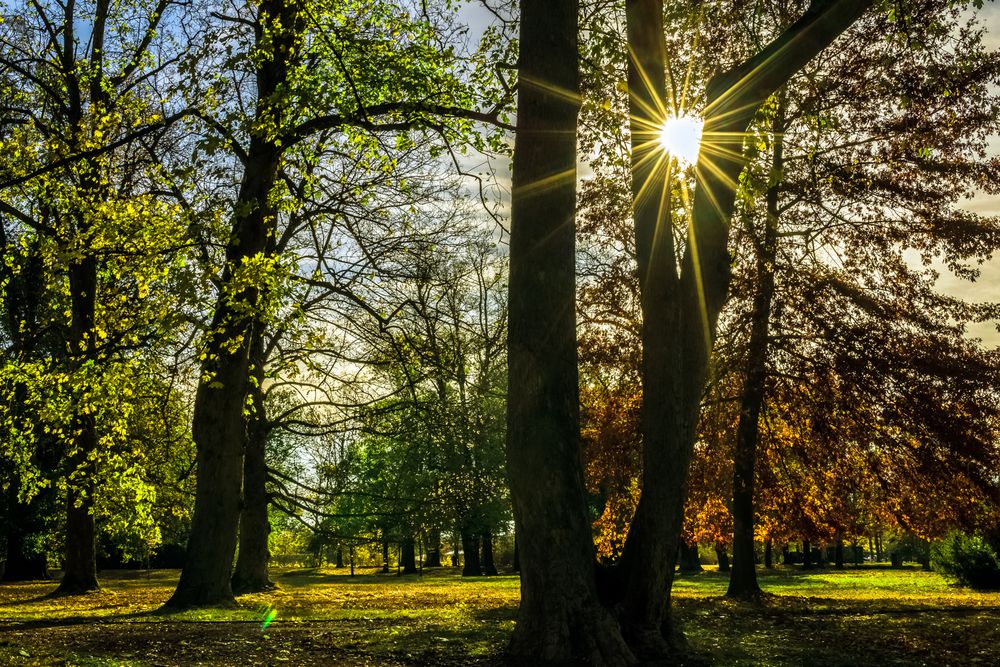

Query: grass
0;565;998;665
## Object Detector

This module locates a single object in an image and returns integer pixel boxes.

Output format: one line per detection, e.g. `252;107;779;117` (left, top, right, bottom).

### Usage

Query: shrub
931;532;1000;590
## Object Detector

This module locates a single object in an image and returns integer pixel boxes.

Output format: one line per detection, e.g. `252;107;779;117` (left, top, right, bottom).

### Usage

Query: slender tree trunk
335;547;344;569
505;2;633;663
728;91;785;599
764;540;773;569
400;537;417;574
232;370;274;594
802;539;813;569
481;529;498;576
835;536;845;570
57;256;100;595
382;537;390;574
349;545;355;576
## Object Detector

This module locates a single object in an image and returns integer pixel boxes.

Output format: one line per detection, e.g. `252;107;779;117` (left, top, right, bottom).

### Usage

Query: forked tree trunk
232;375;274;594
505;1;633;664
620;1;872;654
164;0;298;609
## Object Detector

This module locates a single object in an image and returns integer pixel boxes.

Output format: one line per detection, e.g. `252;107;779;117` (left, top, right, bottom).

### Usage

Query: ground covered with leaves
0;565;997;665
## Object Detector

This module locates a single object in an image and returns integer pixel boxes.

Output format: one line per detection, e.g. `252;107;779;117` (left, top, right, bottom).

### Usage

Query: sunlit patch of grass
2;565;999;665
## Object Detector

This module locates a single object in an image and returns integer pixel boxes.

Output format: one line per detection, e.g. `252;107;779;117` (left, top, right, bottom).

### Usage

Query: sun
658;114;703;164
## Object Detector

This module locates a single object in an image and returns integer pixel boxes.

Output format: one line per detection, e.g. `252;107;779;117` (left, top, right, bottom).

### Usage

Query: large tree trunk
164;0;298;609
164;135;280;610
232;370;274;594
716;545;730;573
481;529;498;576
461;529;482;577
505;2;633;664
400;537;418;575
620;0;872;654
728;90;785;599
678;540;702;573
424;530;442;568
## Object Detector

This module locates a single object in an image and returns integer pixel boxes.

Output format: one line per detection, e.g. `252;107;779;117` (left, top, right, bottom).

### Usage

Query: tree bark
57;255;100;595
400;537;417;574
512;532;520;572
802;539;813;569
620;1;872;652
335;547;344;569
461;529;482;577
231;370;274;594
382;537;391;574
678;540;702;573
764;540;773;569
481;529;498;576
164;0;298;609
424;530;442;567
728;90;785;599
715;545;730;572
505;1;633;664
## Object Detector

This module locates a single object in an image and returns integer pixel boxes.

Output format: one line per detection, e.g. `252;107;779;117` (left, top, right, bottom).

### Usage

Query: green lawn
0;565;997;665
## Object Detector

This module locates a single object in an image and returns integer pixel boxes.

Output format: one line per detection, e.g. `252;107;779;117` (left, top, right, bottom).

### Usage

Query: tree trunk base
53;574;99;596
231;575;277;595
507;604;634;666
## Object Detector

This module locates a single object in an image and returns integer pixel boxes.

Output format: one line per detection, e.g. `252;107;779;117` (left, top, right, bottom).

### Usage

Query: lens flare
258;604;277;633
658;115;703;164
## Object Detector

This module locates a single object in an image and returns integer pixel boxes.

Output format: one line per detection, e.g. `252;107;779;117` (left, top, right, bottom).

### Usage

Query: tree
0;0;192;593
168;0;511;607
505;0;634;663
613;0;873;651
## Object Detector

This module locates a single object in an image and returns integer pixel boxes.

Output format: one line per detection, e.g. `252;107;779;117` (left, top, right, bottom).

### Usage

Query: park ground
0;565;998;666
